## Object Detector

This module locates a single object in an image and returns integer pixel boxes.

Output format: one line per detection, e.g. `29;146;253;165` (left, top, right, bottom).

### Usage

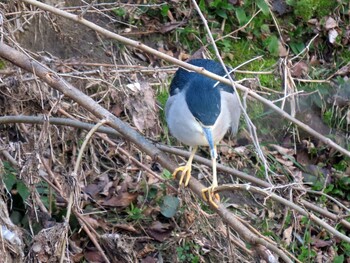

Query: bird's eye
194;117;202;125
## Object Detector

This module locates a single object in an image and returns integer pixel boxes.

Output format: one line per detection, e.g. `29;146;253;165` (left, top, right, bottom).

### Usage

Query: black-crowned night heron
165;59;241;208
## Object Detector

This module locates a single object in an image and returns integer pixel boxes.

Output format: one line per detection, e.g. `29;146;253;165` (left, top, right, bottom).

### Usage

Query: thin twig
61;119;109;263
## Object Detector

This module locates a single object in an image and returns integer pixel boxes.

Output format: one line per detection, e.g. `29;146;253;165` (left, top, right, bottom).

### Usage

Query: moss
339;49;350;66
156;87;169;123
248;101;264;122
0;59;6;69
294;0;318;21
315;0;338;17
157;87;169;109
220;41;279;89
288;0;338;21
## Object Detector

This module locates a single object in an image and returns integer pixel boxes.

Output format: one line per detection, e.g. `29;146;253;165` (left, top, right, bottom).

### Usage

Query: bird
165;59;241;208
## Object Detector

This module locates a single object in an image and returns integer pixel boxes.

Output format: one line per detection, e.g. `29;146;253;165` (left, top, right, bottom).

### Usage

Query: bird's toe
201;186;220;208
173;165;192;186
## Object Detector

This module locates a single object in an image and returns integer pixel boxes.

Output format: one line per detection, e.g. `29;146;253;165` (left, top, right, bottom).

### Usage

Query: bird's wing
221;91;241;135
164;94;177;121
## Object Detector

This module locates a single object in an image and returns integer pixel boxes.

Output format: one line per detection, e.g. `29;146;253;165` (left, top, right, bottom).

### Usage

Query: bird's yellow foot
173;165;192;186
201;186;220;208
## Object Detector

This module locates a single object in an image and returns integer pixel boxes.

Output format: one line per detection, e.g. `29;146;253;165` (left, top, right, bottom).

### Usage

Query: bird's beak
203;127;217;159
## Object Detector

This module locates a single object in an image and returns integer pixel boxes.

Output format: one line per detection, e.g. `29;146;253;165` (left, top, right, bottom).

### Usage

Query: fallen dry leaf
146;221;173;242
283;225;293;246
124;81;160;136
138;244;156;259
335;64;350;76
271;144;294;156
160;21;187;34
101;192;138;207
275;157;294;168
291;61;308;78
278;41;288;57
84;249;104;263
328;29;338;44
312;237;333;248
84;183;105;198
114;223;138;233
325;17;337;30
82;216;100;229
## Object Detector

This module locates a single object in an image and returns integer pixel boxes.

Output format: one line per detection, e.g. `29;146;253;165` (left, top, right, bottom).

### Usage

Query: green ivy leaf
160;195;179;218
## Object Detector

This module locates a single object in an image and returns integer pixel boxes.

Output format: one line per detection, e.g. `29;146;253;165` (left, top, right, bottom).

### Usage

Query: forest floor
0;0;350;262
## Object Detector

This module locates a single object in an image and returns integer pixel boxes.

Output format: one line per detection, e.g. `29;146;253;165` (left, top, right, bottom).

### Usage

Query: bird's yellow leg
173;146;198;186
202;145;220;208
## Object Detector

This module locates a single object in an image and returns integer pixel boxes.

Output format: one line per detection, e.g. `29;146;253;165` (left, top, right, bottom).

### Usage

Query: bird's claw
173;165;192;186
201;186;220;208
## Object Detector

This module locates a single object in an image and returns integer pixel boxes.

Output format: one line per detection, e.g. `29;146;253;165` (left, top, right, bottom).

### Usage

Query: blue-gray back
169;59;233;96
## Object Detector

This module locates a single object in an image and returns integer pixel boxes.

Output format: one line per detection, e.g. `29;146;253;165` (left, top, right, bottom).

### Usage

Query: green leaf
286;0;296;6
257;0;270;15
16;182;30;200
160;195;179;218
235;8;247;25
264;35;279;56
161;4;169;17
147;185;158;201
333;255;344;263
162;169;172;180
216;9;228;19
290;42;305;55
340;176;350;187
199;0;206;11
332;189;344;197
3;172;17;190
209;0;221;8
112;8;126;17
260;24;270;34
